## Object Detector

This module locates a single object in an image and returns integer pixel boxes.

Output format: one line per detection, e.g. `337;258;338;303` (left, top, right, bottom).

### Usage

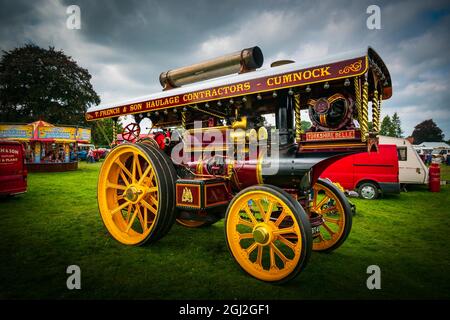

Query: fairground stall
0;120;91;172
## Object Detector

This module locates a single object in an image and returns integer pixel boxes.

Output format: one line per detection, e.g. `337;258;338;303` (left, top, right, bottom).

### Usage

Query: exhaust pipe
159;46;264;89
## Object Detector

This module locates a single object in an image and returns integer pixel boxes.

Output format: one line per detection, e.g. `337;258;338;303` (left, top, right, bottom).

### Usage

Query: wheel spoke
256;245;263;267
138;165;152;185
115;158;133;182
277;235;296;250
141;199;157;215
125;203;132;223
132;153;138;183
137;205;145;230
119;171;130;186
274;209;287;226
255;199;266;220
135;154;143;180
273;226;296;235
323;216;339;224
321;205;338;215
271;243;289;264
125;205;140;233
143;206;148;230
111;201;130;215
314;195;330;211
107;181;127;190
238;217;254;228
239;233;254;240
243;204;258;225
264;201;274;223
147;186;158;194
269;246;278;270
322;222;336;236
245;242;258;256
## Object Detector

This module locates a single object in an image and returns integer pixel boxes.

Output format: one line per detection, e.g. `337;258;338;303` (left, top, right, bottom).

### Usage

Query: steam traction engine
86;46;392;283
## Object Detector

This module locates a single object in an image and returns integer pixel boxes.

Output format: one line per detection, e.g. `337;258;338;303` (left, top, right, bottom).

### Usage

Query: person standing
87;148;94;163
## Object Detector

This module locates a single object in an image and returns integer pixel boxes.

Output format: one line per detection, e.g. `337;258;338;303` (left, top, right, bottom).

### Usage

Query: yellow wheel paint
98;144;159;245
226;190;303;282
310;182;346;251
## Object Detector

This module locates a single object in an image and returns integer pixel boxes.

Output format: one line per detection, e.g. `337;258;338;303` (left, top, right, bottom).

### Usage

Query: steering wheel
122;123;141;142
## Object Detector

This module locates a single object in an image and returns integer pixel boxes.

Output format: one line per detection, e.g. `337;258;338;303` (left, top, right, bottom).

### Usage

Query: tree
391;112;403;138
0;44;100;125
91;118;123;147
380;115;392;136
411;119;444;145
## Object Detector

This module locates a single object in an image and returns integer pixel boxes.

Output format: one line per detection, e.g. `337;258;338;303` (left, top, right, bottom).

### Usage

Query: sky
0;0;449;138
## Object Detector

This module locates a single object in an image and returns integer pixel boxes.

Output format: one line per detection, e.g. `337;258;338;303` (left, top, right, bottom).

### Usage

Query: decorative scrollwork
339;60;363;75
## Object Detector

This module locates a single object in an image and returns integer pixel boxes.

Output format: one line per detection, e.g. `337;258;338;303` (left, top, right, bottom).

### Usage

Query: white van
379;136;428;185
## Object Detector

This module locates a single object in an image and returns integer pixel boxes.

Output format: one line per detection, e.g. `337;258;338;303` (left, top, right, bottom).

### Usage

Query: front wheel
97;143;176;246
225;185;312;283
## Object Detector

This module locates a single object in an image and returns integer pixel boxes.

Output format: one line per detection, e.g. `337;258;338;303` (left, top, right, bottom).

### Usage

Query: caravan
379;136;428;185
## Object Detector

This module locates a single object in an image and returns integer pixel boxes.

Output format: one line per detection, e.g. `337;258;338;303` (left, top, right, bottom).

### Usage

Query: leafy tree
0;44;100;125
92;118;123;147
411;119;444;144
380;115;392;136
391;112;403;138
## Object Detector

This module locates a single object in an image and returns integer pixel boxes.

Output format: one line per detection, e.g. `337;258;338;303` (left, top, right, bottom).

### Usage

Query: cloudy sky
1;0;449;137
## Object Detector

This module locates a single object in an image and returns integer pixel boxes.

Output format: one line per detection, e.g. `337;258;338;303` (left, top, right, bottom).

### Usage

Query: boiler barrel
159;46;263;88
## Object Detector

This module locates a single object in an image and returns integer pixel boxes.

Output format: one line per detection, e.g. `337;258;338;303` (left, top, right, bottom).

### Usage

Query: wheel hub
253;225;272;245
124;186;143;203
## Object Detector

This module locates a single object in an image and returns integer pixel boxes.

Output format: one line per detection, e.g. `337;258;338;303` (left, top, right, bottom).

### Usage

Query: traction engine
87;46;392;283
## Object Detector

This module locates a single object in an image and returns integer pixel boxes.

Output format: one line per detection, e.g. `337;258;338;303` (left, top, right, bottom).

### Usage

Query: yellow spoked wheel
225;185;312;283
309;178;352;252
98;143;176;246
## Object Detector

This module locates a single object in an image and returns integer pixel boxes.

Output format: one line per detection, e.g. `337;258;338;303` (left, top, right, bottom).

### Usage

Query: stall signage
38;127;77;140
0;125;33;139
77;128;91;142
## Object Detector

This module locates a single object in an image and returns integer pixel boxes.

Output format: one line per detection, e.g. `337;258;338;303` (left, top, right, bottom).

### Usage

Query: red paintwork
0;140;27;196
319;144;398;191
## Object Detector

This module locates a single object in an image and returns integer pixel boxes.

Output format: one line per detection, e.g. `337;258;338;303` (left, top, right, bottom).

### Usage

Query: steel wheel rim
361;185;375;199
226;191;302;282
98;145;159;245
310;183;346;251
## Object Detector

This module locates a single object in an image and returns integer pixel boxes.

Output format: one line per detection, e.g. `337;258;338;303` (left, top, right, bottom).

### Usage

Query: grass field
1;162;449;300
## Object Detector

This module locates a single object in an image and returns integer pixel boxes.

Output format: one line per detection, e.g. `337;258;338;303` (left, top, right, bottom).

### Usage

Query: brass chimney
159;46;264;90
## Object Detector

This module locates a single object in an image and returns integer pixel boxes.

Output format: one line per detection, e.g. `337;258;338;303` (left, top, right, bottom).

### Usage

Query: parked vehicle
320;144;400;199
379;136;428;184
0;140;27;196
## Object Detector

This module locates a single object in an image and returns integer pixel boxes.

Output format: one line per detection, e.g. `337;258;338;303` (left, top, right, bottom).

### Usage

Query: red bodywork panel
0;140;28;195
319;144;399;191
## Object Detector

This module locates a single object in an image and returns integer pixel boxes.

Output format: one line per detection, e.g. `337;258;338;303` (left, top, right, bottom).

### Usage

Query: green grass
1;162;450;299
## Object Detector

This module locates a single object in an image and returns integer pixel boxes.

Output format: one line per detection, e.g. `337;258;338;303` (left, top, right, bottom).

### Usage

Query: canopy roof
86;47;392;121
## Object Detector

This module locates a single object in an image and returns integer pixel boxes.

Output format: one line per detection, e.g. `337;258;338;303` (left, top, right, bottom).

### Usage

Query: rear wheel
358;182;379;200
309;178;353;252
225;185;312;283
97;143;176;245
